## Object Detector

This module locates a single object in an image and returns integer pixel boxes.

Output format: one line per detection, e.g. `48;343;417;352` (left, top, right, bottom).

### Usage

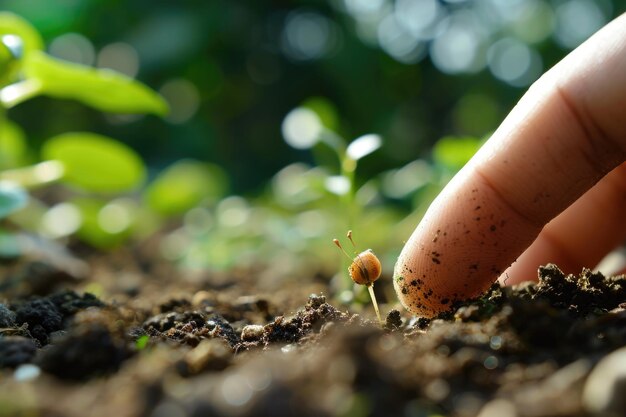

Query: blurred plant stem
319;130;364;292
340;156;359;227
0;79;41;108
0;160;65;188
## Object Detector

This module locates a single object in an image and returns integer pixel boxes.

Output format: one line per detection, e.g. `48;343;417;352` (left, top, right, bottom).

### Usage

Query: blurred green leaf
71;197;130;249
23;52;168;115
432;136;483;171
0;35;23;85
0;119;27;168
42;132;146;193
0;12;43;55
145;160;228;216
0;78;41;108
0;180;27;219
346;134;382;161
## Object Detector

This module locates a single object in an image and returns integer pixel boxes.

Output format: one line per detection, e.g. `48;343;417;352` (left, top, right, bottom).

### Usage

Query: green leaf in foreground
0;180;27;219
23;51;168;115
0;119;27;168
0;12;43;55
432;136;483;171
0;35;23;86
42;133;146;193
145;160;228;216
71;197;131;249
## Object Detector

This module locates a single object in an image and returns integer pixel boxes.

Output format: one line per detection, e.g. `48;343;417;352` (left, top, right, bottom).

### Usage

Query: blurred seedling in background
282;104;382;221
334;230;382;324
282;103;383;289
0;12;167;253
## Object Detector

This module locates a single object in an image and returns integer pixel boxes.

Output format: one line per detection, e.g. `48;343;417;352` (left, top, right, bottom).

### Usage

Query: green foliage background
3;0;622;193
0;0;624;288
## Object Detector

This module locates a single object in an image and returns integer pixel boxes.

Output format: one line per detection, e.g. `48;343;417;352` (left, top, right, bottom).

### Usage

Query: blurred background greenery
4;0;624;189
1;0;624;298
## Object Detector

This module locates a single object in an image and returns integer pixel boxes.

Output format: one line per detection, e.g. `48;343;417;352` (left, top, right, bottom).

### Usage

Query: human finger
393;13;626;316
501;162;626;285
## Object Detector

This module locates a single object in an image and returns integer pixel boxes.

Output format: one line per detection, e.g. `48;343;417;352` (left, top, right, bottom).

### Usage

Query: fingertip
393;171;540;316
394;14;626;315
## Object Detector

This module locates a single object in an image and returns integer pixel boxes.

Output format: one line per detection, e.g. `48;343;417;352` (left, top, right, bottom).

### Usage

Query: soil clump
1;261;625;417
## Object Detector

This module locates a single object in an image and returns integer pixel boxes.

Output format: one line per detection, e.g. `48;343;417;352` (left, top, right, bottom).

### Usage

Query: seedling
0;13;168;249
333;230;382;324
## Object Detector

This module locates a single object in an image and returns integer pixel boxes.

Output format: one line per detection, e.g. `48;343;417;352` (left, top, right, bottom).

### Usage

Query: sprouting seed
333;230;383;324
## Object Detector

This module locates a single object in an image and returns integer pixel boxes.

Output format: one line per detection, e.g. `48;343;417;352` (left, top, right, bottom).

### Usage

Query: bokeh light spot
344;0;387;18
98;202;132;234
41;203;82;238
554;0;606;49
221;373;253;407
160;78;200;124
281;11;338;61
49;33;95;66
296;210;327;238
487;38;542;87
184;207;213;235
429;12;485;74
377;14;425;64
160;230;189;261
395;0;445;40
347;134;382;161
216;196;250;228
272;163;325;207
511;0;555;44
281;108;323;150
325;175;350;195
97;42;140;78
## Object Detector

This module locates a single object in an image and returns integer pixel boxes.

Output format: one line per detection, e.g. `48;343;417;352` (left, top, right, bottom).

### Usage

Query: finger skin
502;162;626;285
394;13;626;316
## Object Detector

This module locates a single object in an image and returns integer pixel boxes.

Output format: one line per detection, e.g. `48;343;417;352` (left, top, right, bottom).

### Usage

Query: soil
1;245;626;417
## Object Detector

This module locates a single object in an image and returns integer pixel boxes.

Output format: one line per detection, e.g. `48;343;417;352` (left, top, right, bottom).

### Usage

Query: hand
393;13;626;317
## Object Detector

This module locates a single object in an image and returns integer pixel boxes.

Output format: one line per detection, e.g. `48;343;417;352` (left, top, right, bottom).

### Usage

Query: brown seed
349;249;382;286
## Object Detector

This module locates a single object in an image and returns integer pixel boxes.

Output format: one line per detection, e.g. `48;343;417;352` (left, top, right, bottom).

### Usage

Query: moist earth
1;260;626;417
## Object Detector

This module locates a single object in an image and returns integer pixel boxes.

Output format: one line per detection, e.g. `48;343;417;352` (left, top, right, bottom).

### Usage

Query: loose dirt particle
0;336;37;367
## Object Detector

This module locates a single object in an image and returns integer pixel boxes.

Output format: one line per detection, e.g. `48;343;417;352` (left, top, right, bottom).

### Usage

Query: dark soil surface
1;248;626;417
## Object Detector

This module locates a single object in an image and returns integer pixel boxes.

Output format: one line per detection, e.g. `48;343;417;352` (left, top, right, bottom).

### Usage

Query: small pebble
14;364;41;381
0;303;16;327
241;325;264;341
583;346;626;416
476;399;518;417
192;291;212;306
0;336;37;367
385;309;402;330
178;339;231;376
320;321;335;335
308;294;326;309
455;305;481;321
281;344;296;354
